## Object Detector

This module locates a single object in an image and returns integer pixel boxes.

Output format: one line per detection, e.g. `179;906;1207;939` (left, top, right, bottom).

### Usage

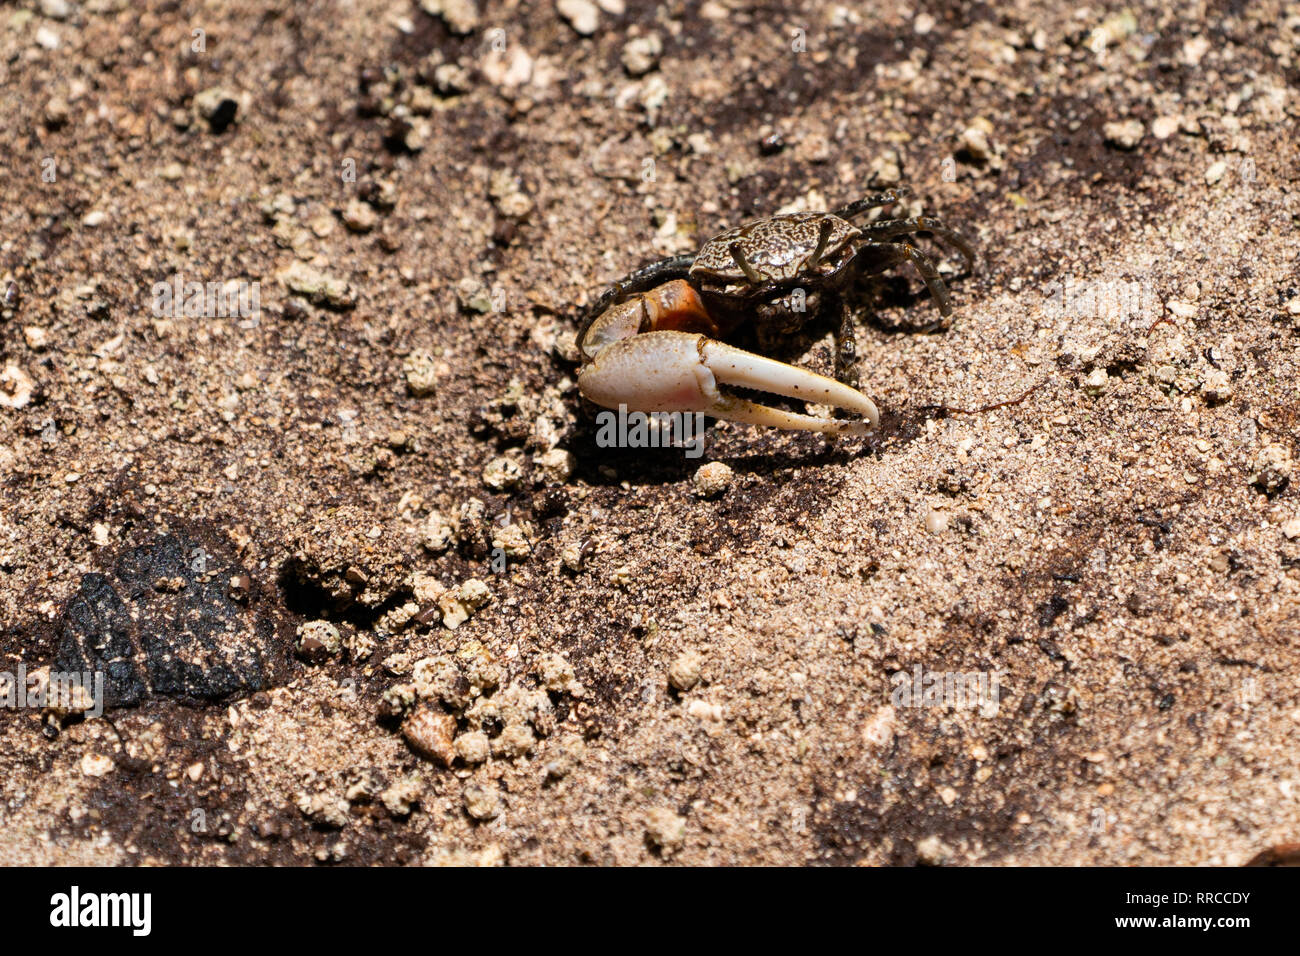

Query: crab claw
578;330;879;435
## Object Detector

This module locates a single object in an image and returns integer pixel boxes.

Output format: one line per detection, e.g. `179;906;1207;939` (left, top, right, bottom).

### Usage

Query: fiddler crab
577;187;975;436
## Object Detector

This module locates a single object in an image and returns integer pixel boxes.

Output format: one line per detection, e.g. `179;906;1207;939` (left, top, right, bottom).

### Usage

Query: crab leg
853;241;956;316
578;330;879;435
862;216;977;271
834;187;910;220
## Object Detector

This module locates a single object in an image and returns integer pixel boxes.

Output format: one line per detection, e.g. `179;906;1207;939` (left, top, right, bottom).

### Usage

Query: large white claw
578;330;879;435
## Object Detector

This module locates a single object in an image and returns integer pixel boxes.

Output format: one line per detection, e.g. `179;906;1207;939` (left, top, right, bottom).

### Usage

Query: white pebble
693;462;733;498
557;0;599;35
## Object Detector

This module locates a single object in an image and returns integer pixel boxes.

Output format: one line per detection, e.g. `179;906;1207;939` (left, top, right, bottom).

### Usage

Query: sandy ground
1;0;1298;865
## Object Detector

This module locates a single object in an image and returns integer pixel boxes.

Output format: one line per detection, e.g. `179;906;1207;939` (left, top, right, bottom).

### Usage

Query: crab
577;187;975;435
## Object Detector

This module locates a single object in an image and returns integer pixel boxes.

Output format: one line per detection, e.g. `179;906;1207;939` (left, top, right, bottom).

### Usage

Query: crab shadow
568;399;930;489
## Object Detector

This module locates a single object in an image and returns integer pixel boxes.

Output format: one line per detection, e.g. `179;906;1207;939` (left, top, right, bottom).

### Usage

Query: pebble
420;0;479;34
794;132;831;165
537;653;578;693
0;364;35;409
622;34;662;76
462;783;503;821
915;834;954;865
342;198;378;233
1151;115;1181;139
482;455;523;490
1182;36;1211;67
533;448;575;483
639;75;669;113
297;792;349;828
1094;10;1137;47
959;118;997;163
420;511;454;552
439;579;492;630
308;213;334;238
687;699;723;722
861;706;897;747
488;169;533;218
411;654;465;705
1250;444;1292;493
492;522;532;557
1281;518;1300;540
1200;368;1232;403
432;63;472;95
1103;119;1144;150
1083;367;1109;395
407;85;438;116
43;96;69;127
543;734;585;781
280;262;355;309
561;543;586;572
493;722;536;758
378;683;416;719
80;753;114;777
668;650;703;691
456;499;487;535
644;807;686;853
870;149;902;185
692;461;733;498
924;506;949;534
403;348;438;397
1205;160;1228;185
192;87;239;132
40;0;75;20
481;45;534;90
380;777;423;817
495;190;533;220
343;629;376;660
455;730;491;764
456;639;500;691
261;192;296;221
81;210;105;227
296;620;342;662
557;0;599;35
456;277;496;313
2;280;19;318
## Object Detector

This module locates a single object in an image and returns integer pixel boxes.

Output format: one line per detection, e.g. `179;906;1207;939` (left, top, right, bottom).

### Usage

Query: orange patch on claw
642;280;717;335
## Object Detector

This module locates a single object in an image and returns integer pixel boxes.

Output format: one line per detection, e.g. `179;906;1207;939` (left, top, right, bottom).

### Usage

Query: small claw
578;331;879;435
580;280;717;361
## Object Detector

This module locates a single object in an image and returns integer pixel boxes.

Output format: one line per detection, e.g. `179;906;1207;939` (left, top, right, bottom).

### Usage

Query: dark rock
54;529;292;709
